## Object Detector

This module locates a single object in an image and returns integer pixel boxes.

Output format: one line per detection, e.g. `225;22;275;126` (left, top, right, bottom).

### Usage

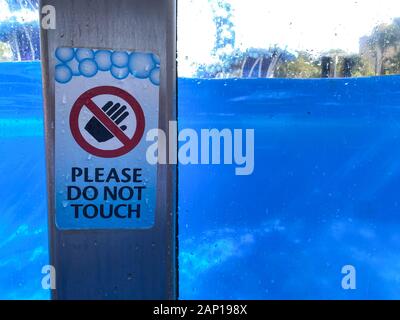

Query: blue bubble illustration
79;59;98;77
128;52;155;79
76;48;94;62
111;51;129;68
55;49;160;84
111;66;129;80
55;64;72;83
55;48;75;62
66;58;80;76
149;67;160;85
95;50;112;71
152;53;160;65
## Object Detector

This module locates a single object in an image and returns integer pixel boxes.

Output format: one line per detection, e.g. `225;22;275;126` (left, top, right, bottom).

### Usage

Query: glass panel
178;0;400;78
0;61;47;299
178;0;400;299
0;1;47;299
0;0;40;62
1;0;400;300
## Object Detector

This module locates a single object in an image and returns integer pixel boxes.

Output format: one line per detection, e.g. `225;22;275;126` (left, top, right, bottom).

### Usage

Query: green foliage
0;42;12;62
348;55;375;77
275;51;320;78
196;3;400;78
195;47;295;78
383;51;400;75
208;0;235;55
365;20;400;75
368;22;400;52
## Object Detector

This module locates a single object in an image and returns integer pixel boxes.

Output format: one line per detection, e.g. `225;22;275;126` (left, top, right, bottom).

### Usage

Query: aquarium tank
2;0;400;299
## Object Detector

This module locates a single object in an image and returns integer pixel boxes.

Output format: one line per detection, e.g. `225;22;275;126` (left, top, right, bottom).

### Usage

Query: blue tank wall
2;61;400;299
0;62;47;299
178;76;400;299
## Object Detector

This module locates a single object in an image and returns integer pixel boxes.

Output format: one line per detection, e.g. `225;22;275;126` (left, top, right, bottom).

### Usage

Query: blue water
2;61;400;299
0;62;48;299
179;77;400;299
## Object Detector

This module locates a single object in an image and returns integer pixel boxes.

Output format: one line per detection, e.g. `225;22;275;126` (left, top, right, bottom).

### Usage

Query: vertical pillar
321;56;332;78
40;0;177;299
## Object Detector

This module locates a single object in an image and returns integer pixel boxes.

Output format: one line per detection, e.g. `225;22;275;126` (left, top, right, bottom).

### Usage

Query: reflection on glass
0;0;40;62
178;0;400;78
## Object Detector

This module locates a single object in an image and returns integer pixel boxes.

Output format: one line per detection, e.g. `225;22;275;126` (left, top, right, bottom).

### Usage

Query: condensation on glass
178;0;400;79
2;0;399;78
0;0;40;62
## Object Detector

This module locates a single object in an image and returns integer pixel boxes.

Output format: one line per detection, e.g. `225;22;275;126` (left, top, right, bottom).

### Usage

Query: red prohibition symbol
69;86;145;158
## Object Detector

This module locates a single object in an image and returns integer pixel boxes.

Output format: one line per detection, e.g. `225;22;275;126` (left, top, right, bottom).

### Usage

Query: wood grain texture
40;0;177;299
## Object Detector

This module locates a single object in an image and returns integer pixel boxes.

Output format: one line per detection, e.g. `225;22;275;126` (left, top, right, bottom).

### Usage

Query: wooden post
40;0;177;299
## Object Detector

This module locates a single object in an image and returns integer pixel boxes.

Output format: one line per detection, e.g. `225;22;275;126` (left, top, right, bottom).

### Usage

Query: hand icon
85;101;129;143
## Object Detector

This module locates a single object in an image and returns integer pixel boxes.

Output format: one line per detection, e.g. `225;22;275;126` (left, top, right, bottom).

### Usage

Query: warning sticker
69;86;145;158
55;47;159;230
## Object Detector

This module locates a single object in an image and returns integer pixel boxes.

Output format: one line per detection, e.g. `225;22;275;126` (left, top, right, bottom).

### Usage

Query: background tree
344;54;375;77
384;51;400;74
209;0;235;57
367;22;400;75
195;1;400;79
275;51;320;78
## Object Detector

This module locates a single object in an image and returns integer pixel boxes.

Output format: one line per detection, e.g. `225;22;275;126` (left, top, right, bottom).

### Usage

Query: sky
178;0;400;76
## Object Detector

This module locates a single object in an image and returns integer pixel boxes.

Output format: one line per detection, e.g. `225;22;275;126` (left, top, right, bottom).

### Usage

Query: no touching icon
85;101;129;143
69;86;145;158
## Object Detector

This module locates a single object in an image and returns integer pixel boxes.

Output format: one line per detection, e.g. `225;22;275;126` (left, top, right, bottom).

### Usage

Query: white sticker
54;47;159;230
